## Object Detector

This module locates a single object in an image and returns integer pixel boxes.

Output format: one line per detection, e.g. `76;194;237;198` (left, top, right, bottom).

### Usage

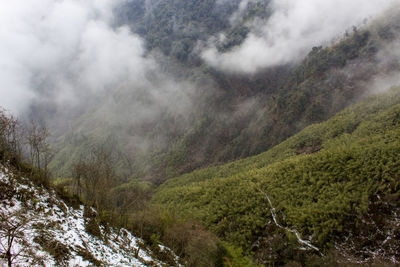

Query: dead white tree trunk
262;191;322;255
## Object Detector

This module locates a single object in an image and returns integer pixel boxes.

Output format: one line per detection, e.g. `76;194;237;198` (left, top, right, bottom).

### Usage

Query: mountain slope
48;7;400;184
116;0;271;61
153;86;400;265
0;165;179;266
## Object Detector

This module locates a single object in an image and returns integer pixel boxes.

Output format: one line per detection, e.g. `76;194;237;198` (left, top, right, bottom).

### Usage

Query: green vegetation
2;109;253;267
117;0;272;61
35;4;400;265
4;2;400;265
153;87;400;264
49;15;400;185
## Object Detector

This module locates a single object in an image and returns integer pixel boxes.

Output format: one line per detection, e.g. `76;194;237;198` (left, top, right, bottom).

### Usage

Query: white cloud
228;0;257;25
202;0;396;73
0;0;153;114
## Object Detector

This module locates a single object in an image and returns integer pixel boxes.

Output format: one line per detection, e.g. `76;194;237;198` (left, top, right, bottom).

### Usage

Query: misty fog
0;0;193;118
1;0;400;177
202;0;397;73
1;0;399;117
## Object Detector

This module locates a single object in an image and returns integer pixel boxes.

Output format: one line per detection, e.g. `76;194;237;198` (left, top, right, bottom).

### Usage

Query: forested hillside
2;1;400;266
154;86;400;265
48;3;400;185
116;0;271;61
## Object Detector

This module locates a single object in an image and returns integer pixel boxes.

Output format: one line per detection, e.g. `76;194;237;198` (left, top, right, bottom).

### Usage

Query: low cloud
0;0;167;115
365;39;400;95
227;0;257;25
202;0;396;74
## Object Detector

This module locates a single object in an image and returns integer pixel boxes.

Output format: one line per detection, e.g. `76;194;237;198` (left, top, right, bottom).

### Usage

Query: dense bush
128;205;256;266
154;87;400;264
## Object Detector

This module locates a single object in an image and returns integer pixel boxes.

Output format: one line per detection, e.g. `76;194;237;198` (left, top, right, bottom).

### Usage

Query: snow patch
0;165;180;266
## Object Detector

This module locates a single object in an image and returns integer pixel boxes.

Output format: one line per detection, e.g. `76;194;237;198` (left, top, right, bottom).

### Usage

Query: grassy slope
153;86;400;251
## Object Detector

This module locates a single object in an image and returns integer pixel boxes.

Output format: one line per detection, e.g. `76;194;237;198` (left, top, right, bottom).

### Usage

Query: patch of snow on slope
0;166;179;266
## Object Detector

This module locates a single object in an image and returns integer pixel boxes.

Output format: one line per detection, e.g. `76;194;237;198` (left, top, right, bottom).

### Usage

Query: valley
1;0;400;266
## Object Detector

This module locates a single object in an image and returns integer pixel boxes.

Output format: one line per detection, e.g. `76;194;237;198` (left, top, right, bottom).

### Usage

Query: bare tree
109;182;152;228
73;146;116;211
72;160;84;198
0;210;42;267
25;121;51;181
0;109;22;163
